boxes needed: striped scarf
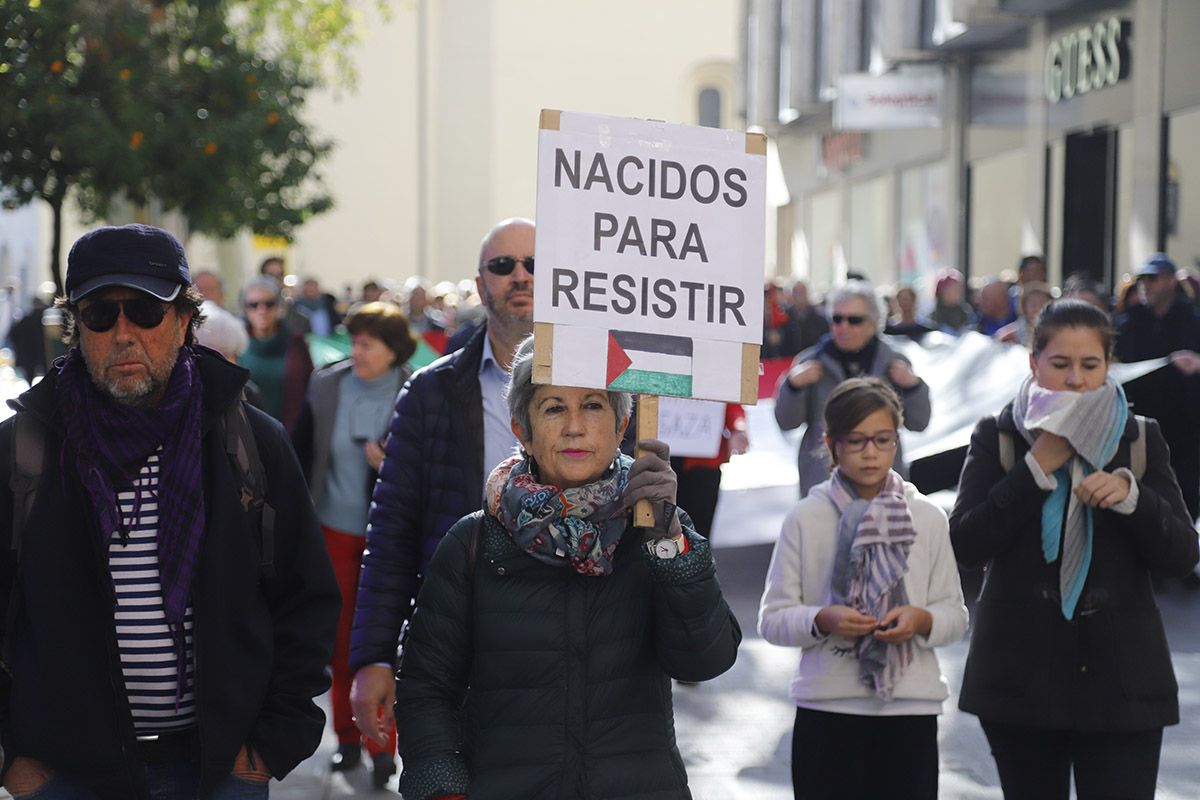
[1012,375,1128,619]
[827,469,916,702]
[56,347,206,669]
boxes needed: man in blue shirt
[347,218,536,746]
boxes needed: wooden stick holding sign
[634,394,659,528]
[533,110,766,530]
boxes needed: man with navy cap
[0,224,339,798]
[1117,253,1200,526]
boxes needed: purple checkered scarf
[56,347,205,672]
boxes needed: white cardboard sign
[534,110,766,403]
[658,397,726,458]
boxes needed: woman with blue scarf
[392,334,741,800]
[950,299,1199,800]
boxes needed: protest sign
[658,397,726,458]
[532,109,766,405]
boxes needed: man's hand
[786,360,823,390]
[1170,350,1200,376]
[887,360,921,390]
[351,664,396,746]
[872,605,933,644]
[728,430,750,456]
[232,745,272,784]
[3,756,53,796]
[814,605,877,638]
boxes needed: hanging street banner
[834,70,944,130]
[532,109,766,404]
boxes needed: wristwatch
[646,536,685,560]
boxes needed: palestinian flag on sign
[606,330,693,396]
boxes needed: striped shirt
[111,451,197,734]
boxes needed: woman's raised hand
[1029,430,1075,475]
[623,438,682,538]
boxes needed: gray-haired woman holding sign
[393,334,741,800]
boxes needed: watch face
[654,539,677,559]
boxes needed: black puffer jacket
[396,512,742,800]
[949,405,1198,731]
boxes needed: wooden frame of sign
[534,110,768,527]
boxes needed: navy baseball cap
[1137,252,1177,278]
[66,224,191,302]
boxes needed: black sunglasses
[245,299,279,311]
[831,314,867,326]
[78,297,170,333]
[483,256,534,276]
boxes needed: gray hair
[195,300,250,359]
[506,334,633,441]
[825,280,886,330]
[241,275,282,304]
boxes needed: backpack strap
[4,412,47,671]
[996,422,1015,473]
[1131,416,1147,481]
[223,401,276,581]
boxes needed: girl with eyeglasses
[759,377,968,800]
[774,280,931,497]
[949,300,1198,800]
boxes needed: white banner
[834,72,944,130]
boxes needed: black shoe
[330,744,361,772]
[371,752,397,790]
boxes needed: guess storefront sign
[1044,17,1131,104]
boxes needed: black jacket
[948,405,1198,731]
[0,349,341,799]
[350,325,486,671]
[395,512,741,800]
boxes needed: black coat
[0,349,341,799]
[349,325,486,672]
[948,405,1198,731]
[395,512,741,800]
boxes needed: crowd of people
[0,221,1196,800]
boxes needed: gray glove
[623,438,683,538]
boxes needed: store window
[810,189,843,290]
[969,149,1028,280]
[1167,107,1200,272]
[698,87,722,129]
[849,174,895,286]
[898,163,949,289]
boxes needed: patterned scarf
[1012,375,1128,619]
[485,453,631,577]
[827,468,916,702]
[56,347,206,678]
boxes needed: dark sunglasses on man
[831,314,867,326]
[483,255,535,276]
[78,297,171,333]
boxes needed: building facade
[742,0,1200,296]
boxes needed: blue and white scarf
[1012,375,1128,619]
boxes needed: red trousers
[323,526,397,757]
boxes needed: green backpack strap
[223,400,276,581]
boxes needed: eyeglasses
[836,432,900,452]
[483,256,535,276]
[78,297,170,333]
[244,299,279,311]
[831,314,867,326]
